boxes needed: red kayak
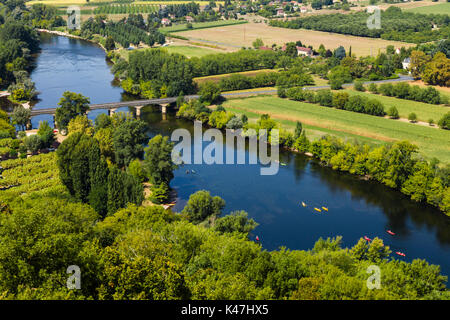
[364,236,372,242]
[387,230,395,236]
[395,252,406,257]
[256,236,260,241]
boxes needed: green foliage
[199,81,221,104]
[438,112,450,129]
[128,158,146,183]
[112,118,147,168]
[182,190,226,224]
[24,134,41,153]
[150,182,170,204]
[11,105,30,131]
[37,120,55,148]
[408,112,417,123]
[213,211,258,236]
[387,106,399,119]
[143,135,177,186]
[55,91,90,131]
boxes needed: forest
[269,7,450,43]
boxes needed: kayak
[301,202,307,207]
[364,236,372,242]
[322,207,328,211]
[314,208,322,212]
[395,252,406,257]
[387,230,395,236]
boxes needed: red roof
[259,46,272,51]
[296,46,313,54]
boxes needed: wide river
[29,34,450,277]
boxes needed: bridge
[27,94,200,117]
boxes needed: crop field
[403,1,450,15]
[222,96,450,163]
[163,45,219,57]
[345,88,450,123]
[161,20,248,34]
[177,22,415,57]
[93,4,158,14]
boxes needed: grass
[222,96,450,163]
[176,22,415,57]
[162,45,218,58]
[345,88,450,123]
[160,19,248,34]
[404,2,450,15]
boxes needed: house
[300,6,307,13]
[395,48,401,55]
[161,18,171,26]
[168,14,175,19]
[185,16,194,23]
[297,46,313,57]
[402,57,411,70]
[276,9,285,16]
[259,46,273,51]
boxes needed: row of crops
[93,4,159,14]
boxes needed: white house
[402,57,411,70]
[297,46,313,57]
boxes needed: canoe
[322,207,328,211]
[314,208,322,212]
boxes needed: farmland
[222,96,450,163]
[177,22,415,56]
[345,88,450,123]
[160,19,248,33]
[404,1,450,15]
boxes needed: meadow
[345,88,450,123]
[223,96,450,163]
[403,1,450,15]
[177,22,415,57]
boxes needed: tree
[11,105,30,131]
[284,42,298,58]
[252,38,264,49]
[94,113,112,130]
[438,112,450,130]
[199,81,221,104]
[387,106,399,119]
[24,134,41,153]
[55,91,90,131]
[226,116,243,130]
[37,120,55,148]
[181,190,226,223]
[67,115,94,136]
[104,36,115,51]
[333,46,346,60]
[409,50,431,79]
[112,119,147,168]
[143,135,177,186]
[422,52,450,87]
[107,166,144,215]
[353,80,365,92]
[213,211,258,236]
[408,112,417,123]
[294,121,303,140]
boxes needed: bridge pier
[26,119,32,131]
[108,108,118,116]
[135,106,143,118]
[161,103,168,114]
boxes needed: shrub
[438,112,450,129]
[368,83,378,93]
[408,112,417,123]
[387,106,399,119]
[364,99,385,116]
[345,95,367,113]
[315,89,333,107]
[353,80,365,92]
[332,91,349,109]
[330,78,343,90]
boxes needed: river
[28,33,450,277]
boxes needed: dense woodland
[270,7,450,43]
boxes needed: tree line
[269,7,450,43]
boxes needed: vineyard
[93,4,158,14]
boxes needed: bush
[368,83,378,93]
[151,182,170,204]
[353,80,365,92]
[332,91,349,109]
[315,89,333,107]
[438,112,450,129]
[330,78,343,90]
[387,106,399,119]
[364,99,385,116]
[408,112,417,123]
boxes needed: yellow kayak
[301,202,307,207]
[314,208,322,212]
[322,207,328,211]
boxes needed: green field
[404,2,450,14]
[223,96,450,163]
[163,45,218,57]
[160,19,247,33]
[345,88,450,123]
